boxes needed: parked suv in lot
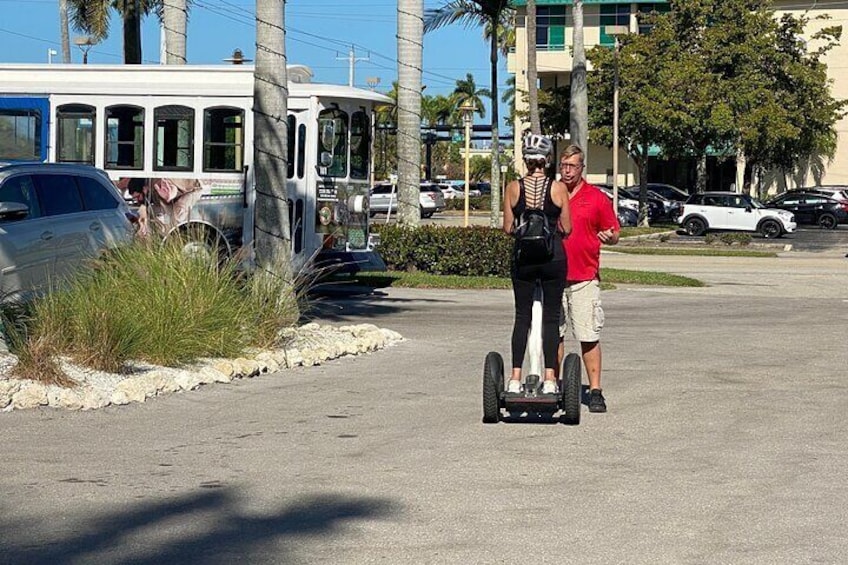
[678,191,796,238]
[0,163,135,301]
[369,182,446,218]
[766,191,848,229]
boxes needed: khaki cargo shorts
[560,279,604,342]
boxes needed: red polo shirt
[563,181,620,282]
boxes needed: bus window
[317,108,348,177]
[56,104,95,165]
[287,115,295,179]
[105,105,144,169]
[297,123,306,179]
[203,107,244,172]
[0,108,41,161]
[154,105,194,171]
[350,110,370,179]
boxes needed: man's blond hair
[559,145,585,164]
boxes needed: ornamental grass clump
[21,238,300,373]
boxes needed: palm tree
[422,94,454,127]
[68,0,156,64]
[397,0,424,226]
[59,0,71,63]
[253,0,290,275]
[527,0,540,136]
[425,0,514,228]
[570,1,588,156]
[158,0,188,63]
[451,73,489,121]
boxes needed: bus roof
[0,63,393,104]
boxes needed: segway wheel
[482,351,504,423]
[560,353,582,425]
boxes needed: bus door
[287,111,308,261]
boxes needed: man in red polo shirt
[558,145,620,412]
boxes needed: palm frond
[68,0,111,40]
[424,1,487,33]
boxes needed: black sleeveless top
[512,175,565,261]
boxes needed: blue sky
[0,0,509,125]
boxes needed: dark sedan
[766,191,848,229]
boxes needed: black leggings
[511,258,566,370]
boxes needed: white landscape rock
[0,323,403,412]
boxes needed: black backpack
[514,178,555,265]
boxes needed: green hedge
[372,224,513,277]
[444,196,492,211]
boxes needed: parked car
[0,162,135,301]
[592,183,638,226]
[440,183,481,200]
[783,186,848,203]
[678,191,795,238]
[621,187,665,222]
[644,182,690,202]
[369,182,446,218]
[595,183,640,214]
[765,191,848,229]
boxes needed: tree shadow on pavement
[0,489,398,564]
[303,284,454,324]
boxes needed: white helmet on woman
[523,133,553,165]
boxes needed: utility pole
[337,45,369,87]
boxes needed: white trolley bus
[0,63,390,272]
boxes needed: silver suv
[679,191,795,238]
[0,163,135,301]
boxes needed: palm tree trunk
[527,0,540,136]
[696,153,707,193]
[253,0,291,275]
[122,0,142,64]
[569,0,588,158]
[163,0,187,64]
[489,24,501,228]
[396,0,423,227]
[59,0,71,63]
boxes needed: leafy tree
[587,0,844,208]
[425,0,515,227]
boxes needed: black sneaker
[588,389,607,413]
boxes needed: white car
[440,183,481,200]
[678,191,795,238]
[369,183,446,218]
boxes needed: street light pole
[612,36,620,215]
[460,99,476,228]
[74,36,95,64]
[605,25,628,217]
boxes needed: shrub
[719,232,752,246]
[444,196,491,211]
[13,238,300,374]
[373,224,513,277]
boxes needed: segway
[483,294,582,425]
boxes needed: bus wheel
[171,226,229,265]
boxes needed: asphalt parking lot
[1,249,846,564]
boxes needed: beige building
[507,0,848,192]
